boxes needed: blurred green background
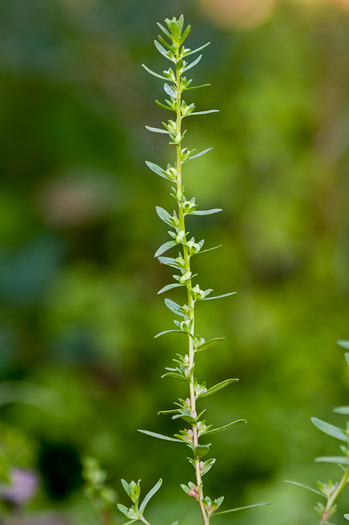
[0,0,349,523]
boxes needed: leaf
[155,100,175,112]
[142,64,168,80]
[187,148,213,161]
[196,245,222,255]
[145,126,169,134]
[158,256,181,269]
[187,83,211,90]
[191,209,222,216]
[193,444,211,459]
[311,417,349,442]
[212,502,272,517]
[183,54,202,72]
[156,22,172,39]
[315,456,349,465]
[154,329,187,339]
[346,353,349,367]
[205,419,247,435]
[145,161,168,180]
[195,337,225,352]
[156,206,173,225]
[154,241,177,258]
[179,24,191,45]
[333,406,349,415]
[164,83,176,98]
[139,479,162,514]
[184,42,210,57]
[284,480,324,497]
[158,283,185,294]
[187,110,219,116]
[154,40,172,60]
[117,504,130,516]
[121,480,132,499]
[164,298,185,317]
[198,378,239,398]
[344,515,349,520]
[337,340,349,349]
[138,430,182,442]
[201,292,236,301]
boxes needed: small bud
[180,319,191,332]
[186,240,201,255]
[180,271,192,283]
[183,200,197,214]
[176,230,185,243]
[191,285,205,300]
[188,486,199,499]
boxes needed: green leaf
[154,329,187,339]
[184,42,210,57]
[187,148,213,161]
[164,298,185,317]
[164,83,176,98]
[138,430,182,442]
[333,406,349,415]
[193,444,211,459]
[154,241,177,257]
[145,161,168,180]
[158,283,185,294]
[284,480,324,497]
[179,24,191,45]
[156,206,173,225]
[154,40,172,60]
[155,99,175,112]
[212,502,272,517]
[157,256,181,269]
[315,456,349,465]
[117,504,130,516]
[187,83,211,90]
[205,419,247,435]
[195,337,225,352]
[121,480,132,499]
[139,479,162,514]
[142,64,168,80]
[145,126,169,134]
[201,292,236,301]
[198,378,239,398]
[311,417,348,442]
[337,340,349,349]
[183,54,202,72]
[187,110,219,116]
[344,514,349,520]
[346,353,349,366]
[191,209,222,216]
[157,22,172,40]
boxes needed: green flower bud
[191,285,205,300]
[180,271,192,283]
[186,240,201,255]
[176,230,185,243]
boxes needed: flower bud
[191,285,205,300]
[180,271,192,284]
[176,230,185,243]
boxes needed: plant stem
[175,52,209,525]
[319,465,349,524]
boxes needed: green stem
[319,465,349,525]
[175,53,209,525]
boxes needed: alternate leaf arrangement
[117,15,270,525]
[286,341,349,524]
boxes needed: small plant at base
[117,15,270,525]
[286,340,349,524]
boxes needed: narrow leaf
[344,514,349,520]
[158,283,185,294]
[187,83,211,90]
[154,40,172,60]
[201,292,236,301]
[142,64,167,80]
[284,480,324,497]
[154,241,177,258]
[155,100,175,112]
[192,209,222,216]
[145,126,169,134]
[164,298,185,317]
[138,430,182,443]
[197,245,222,255]
[145,161,168,180]
[158,256,181,269]
[156,206,173,225]
[184,42,210,57]
[121,480,132,499]
[196,337,225,352]
[311,417,348,442]
[315,456,349,465]
[188,110,219,116]
[187,148,213,161]
[156,22,171,39]
[183,54,202,72]
[212,502,272,517]
[337,340,349,349]
[154,329,186,339]
[164,83,176,98]
[198,379,239,398]
[139,479,162,514]
[179,24,191,45]
[205,419,247,435]
[333,406,349,415]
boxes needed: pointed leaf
[164,83,176,98]
[184,42,210,57]
[145,126,170,134]
[311,417,348,442]
[201,292,236,301]
[193,444,211,459]
[154,40,172,60]
[196,245,222,255]
[156,22,172,39]
[192,209,222,216]
[337,340,349,349]
[187,83,211,90]
[164,298,185,317]
[158,256,181,269]
[315,456,349,465]
[344,515,349,520]
[154,329,187,339]
[284,480,324,497]
[156,206,173,225]
[205,419,247,435]
[142,64,168,80]
[145,161,168,180]
[155,100,175,112]
[158,283,185,294]
[138,430,182,442]
[187,110,219,116]
[139,479,162,514]
[154,241,177,257]
[187,148,213,161]
[121,480,132,499]
[117,504,130,516]
[195,337,225,352]
[333,406,349,415]
[212,502,272,517]
[183,54,202,72]
[198,379,239,398]
[179,24,191,45]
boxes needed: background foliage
[0,0,349,524]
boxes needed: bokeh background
[1,0,349,523]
